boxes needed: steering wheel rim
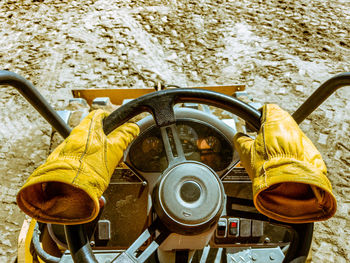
[65,88,313,263]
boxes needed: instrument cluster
[128,120,234,173]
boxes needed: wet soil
[0,0,349,262]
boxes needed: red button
[230,222,237,228]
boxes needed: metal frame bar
[0,70,71,137]
[292,72,350,124]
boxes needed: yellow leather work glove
[233,104,337,223]
[17,110,139,225]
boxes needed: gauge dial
[204,136,221,152]
[197,136,221,153]
[141,136,163,155]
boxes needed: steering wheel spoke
[160,124,186,166]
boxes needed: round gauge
[141,136,163,155]
[205,136,221,152]
[176,124,198,156]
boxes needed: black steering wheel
[64,89,313,263]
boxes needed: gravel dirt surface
[0,0,349,262]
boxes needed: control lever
[113,219,169,263]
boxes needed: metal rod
[0,70,71,138]
[292,72,350,124]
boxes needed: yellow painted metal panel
[17,219,37,263]
[72,85,245,106]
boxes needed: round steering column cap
[180,181,201,203]
[153,161,225,235]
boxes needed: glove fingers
[88,110,139,174]
[262,104,292,124]
[233,132,254,158]
[233,132,254,177]
[90,109,109,136]
[60,110,107,155]
[89,109,139,147]
[105,123,139,170]
[107,123,139,148]
[90,110,139,154]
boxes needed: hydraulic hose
[32,223,60,263]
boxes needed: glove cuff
[253,157,337,223]
[17,159,102,225]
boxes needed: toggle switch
[228,218,239,237]
[216,218,227,238]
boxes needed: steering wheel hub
[153,161,225,235]
[180,181,202,203]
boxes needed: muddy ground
[0,0,349,262]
